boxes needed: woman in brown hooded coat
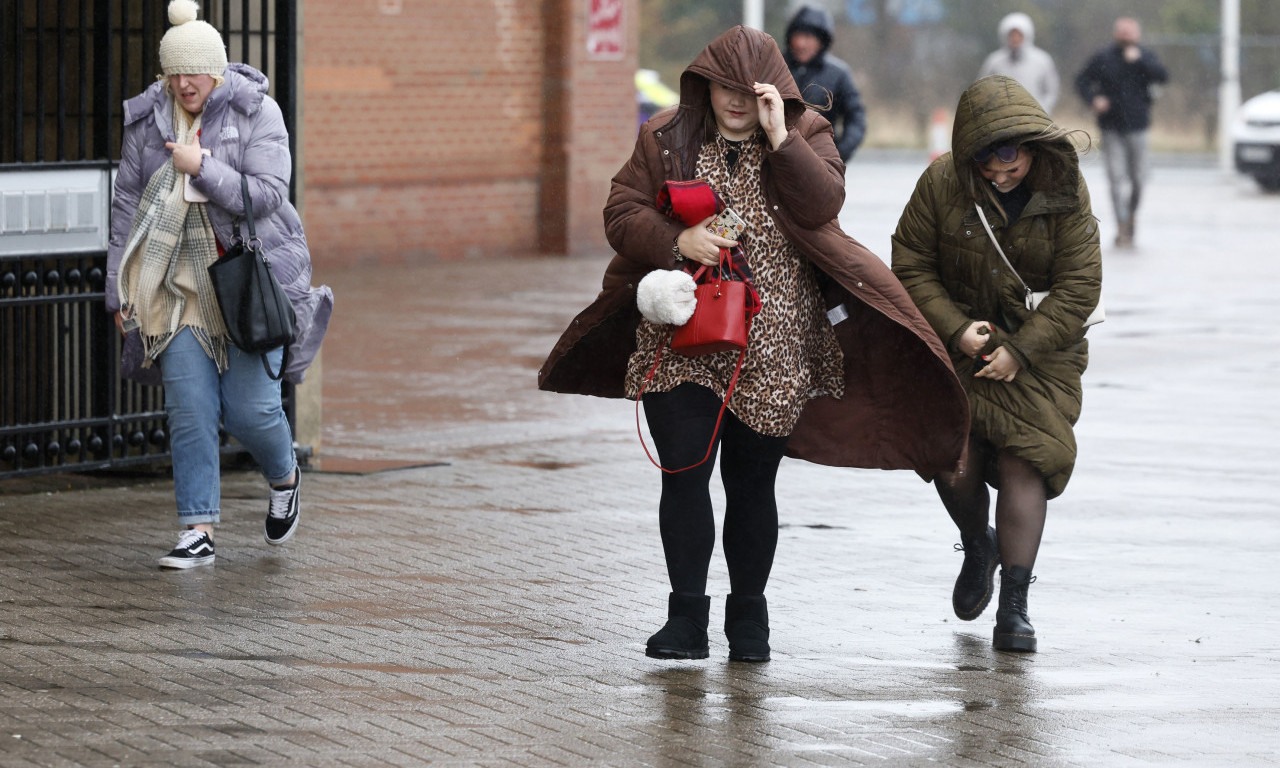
[892,76,1103,652]
[539,27,968,662]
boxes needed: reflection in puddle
[768,696,964,717]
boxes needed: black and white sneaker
[158,529,216,569]
[264,473,301,545]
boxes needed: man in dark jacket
[783,6,866,164]
[1074,17,1168,247]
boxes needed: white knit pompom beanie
[158,0,227,76]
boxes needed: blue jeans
[160,328,296,526]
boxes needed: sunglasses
[973,144,1020,163]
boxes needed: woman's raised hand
[753,82,787,149]
[165,133,204,176]
[676,215,739,266]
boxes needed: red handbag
[671,250,759,355]
[635,248,762,474]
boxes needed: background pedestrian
[106,0,332,569]
[892,75,1102,653]
[1074,16,1169,248]
[782,6,867,164]
[977,12,1060,114]
[540,26,967,664]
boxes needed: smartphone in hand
[706,207,746,241]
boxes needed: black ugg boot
[724,593,770,663]
[645,592,710,659]
[993,566,1037,653]
[953,526,1000,621]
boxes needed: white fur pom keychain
[636,269,697,326]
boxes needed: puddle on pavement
[310,457,449,475]
[498,460,583,470]
[171,650,295,664]
[488,506,568,515]
[768,696,963,717]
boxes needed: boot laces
[1005,575,1035,615]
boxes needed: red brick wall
[301,0,637,266]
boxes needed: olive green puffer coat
[891,75,1102,498]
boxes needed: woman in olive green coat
[892,76,1102,652]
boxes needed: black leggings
[642,383,790,596]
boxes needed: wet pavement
[2,153,1278,766]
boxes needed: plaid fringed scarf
[117,106,228,373]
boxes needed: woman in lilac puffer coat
[107,0,331,570]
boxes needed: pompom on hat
[158,0,227,76]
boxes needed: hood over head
[951,75,1081,203]
[998,12,1035,47]
[952,75,1056,167]
[680,25,806,128]
[785,6,834,51]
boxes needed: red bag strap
[634,334,752,474]
[633,246,762,473]
[685,249,760,311]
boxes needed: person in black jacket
[1074,17,1168,247]
[782,6,866,164]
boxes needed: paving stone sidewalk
[1,161,1278,767]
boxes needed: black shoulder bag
[207,176,298,379]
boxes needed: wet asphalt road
[1,152,1277,766]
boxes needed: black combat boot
[645,592,710,659]
[952,526,1000,620]
[724,593,770,663]
[993,565,1037,653]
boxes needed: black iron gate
[1,0,298,479]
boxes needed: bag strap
[634,250,757,474]
[974,203,1033,306]
[240,175,257,241]
[229,175,258,248]
[684,249,761,316]
[261,345,289,381]
[634,329,752,475]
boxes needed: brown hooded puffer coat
[538,26,968,475]
[891,75,1103,497]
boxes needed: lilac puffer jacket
[106,63,333,383]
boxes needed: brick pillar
[539,0,638,256]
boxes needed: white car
[1233,89,1280,191]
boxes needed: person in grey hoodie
[978,12,1060,114]
[106,0,332,569]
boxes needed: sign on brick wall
[586,0,624,60]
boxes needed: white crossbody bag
[974,203,1105,328]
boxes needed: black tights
[934,435,1047,570]
[642,383,790,596]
